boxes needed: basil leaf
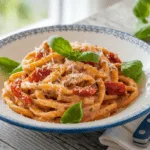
[121,60,143,82]
[133,0,150,20]
[0,57,22,79]
[48,35,72,57]
[133,0,150,40]
[11,64,23,75]
[0,57,20,75]
[135,19,148,30]
[78,51,100,63]
[134,23,150,40]
[134,71,143,83]
[60,101,83,124]
[68,50,81,61]
[47,35,100,63]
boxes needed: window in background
[0,0,121,36]
[48,0,121,24]
[0,0,48,35]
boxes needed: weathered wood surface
[0,121,107,150]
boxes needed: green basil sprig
[0,57,22,78]
[133,0,150,40]
[48,35,100,63]
[60,101,83,124]
[121,60,143,82]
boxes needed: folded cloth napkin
[99,114,150,150]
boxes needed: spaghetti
[2,40,139,123]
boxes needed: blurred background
[0,0,121,36]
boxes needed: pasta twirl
[2,40,139,123]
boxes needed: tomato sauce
[73,86,97,96]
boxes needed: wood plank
[0,121,106,150]
[0,139,18,150]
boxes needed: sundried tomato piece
[35,52,43,60]
[11,79,32,105]
[83,61,95,66]
[105,81,126,96]
[28,66,51,82]
[11,79,22,98]
[108,52,121,63]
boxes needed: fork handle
[133,114,150,147]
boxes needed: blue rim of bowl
[0,24,150,133]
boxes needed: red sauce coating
[73,86,97,96]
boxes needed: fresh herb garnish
[0,57,22,78]
[60,101,83,124]
[134,21,150,40]
[11,64,22,74]
[77,51,100,63]
[48,35,100,63]
[133,0,150,40]
[121,60,143,82]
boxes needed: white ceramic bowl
[0,25,150,133]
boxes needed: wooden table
[0,1,135,150]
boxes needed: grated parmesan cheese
[96,51,103,57]
[47,63,51,69]
[35,67,39,72]
[34,47,41,54]
[108,62,117,71]
[39,72,42,76]
[23,59,32,63]
[101,60,108,66]
[51,57,55,64]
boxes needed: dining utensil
[133,114,150,148]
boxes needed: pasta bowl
[0,25,150,133]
